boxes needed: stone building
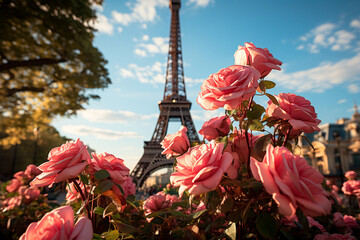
[296,105,360,177]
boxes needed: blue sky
[53,0,360,171]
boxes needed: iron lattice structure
[130,0,199,188]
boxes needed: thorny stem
[282,126,292,147]
[244,96,254,178]
[72,179,91,219]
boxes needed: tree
[0,0,110,147]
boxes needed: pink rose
[121,177,136,198]
[170,140,233,196]
[234,42,282,78]
[6,178,22,193]
[20,206,93,240]
[31,139,90,187]
[345,171,357,180]
[250,144,331,218]
[199,115,231,141]
[143,192,171,215]
[197,65,260,111]
[3,196,21,210]
[23,186,40,202]
[225,128,261,179]
[333,212,346,228]
[342,180,360,196]
[89,152,130,185]
[25,164,41,180]
[344,215,360,229]
[314,233,357,240]
[266,93,321,134]
[14,171,27,180]
[161,126,190,159]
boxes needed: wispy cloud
[297,21,358,53]
[268,53,360,93]
[112,0,168,26]
[187,0,214,8]
[338,99,347,104]
[79,109,157,124]
[191,109,224,122]
[134,36,169,57]
[348,83,360,93]
[351,17,360,29]
[61,125,143,140]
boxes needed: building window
[352,153,360,170]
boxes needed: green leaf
[93,206,104,216]
[103,202,118,217]
[219,136,228,150]
[225,222,236,240]
[191,209,207,219]
[145,211,165,218]
[102,230,119,240]
[265,93,279,106]
[94,169,110,181]
[256,212,279,239]
[249,119,264,131]
[263,80,276,89]
[79,174,89,185]
[226,109,237,116]
[114,182,125,195]
[94,179,113,194]
[258,81,266,93]
[113,220,137,233]
[93,233,102,239]
[168,210,191,220]
[247,104,265,120]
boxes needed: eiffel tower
[130,0,199,188]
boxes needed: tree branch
[0,58,66,72]
[5,86,45,96]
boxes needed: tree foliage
[0,0,110,147]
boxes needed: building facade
[296,105,360,177]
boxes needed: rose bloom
[344,215,360,229]
[197,65,260,111]
[234,42,282,78]
[225,128,261,179]
[161,126,190,159]
[345,171,357,180]
[31,139,90,187]
[121,177,136,198]
[143,192,171,215]
[23,186,40,203]
[342,180,360,196]
[170,140,233,196]
[6,178,22,193]
[3,196,22,211]
[14,171,27,180]
[88,152,130,185]
[250,144,331,218]
[266,93,321,134]
[199,115,231,141]
[314,233,357,240]
[333,212,347,228]
[25,164,42,180]
[20,206,92,240]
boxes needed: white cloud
[187,0,213,7]
[61,125,143,140]
[268,53,360,93]
[351,17,360,28]
[119,61,166,85]
[112,0,168,26]
[298,22,357,53]
[117,27,123,33]
[338,99,347,104]
[191,109,224,122]
[79,109,157,124]
[348,83,360,93]
[93,14,114,35]
[135,36,169,57]
[185,77,205,87]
